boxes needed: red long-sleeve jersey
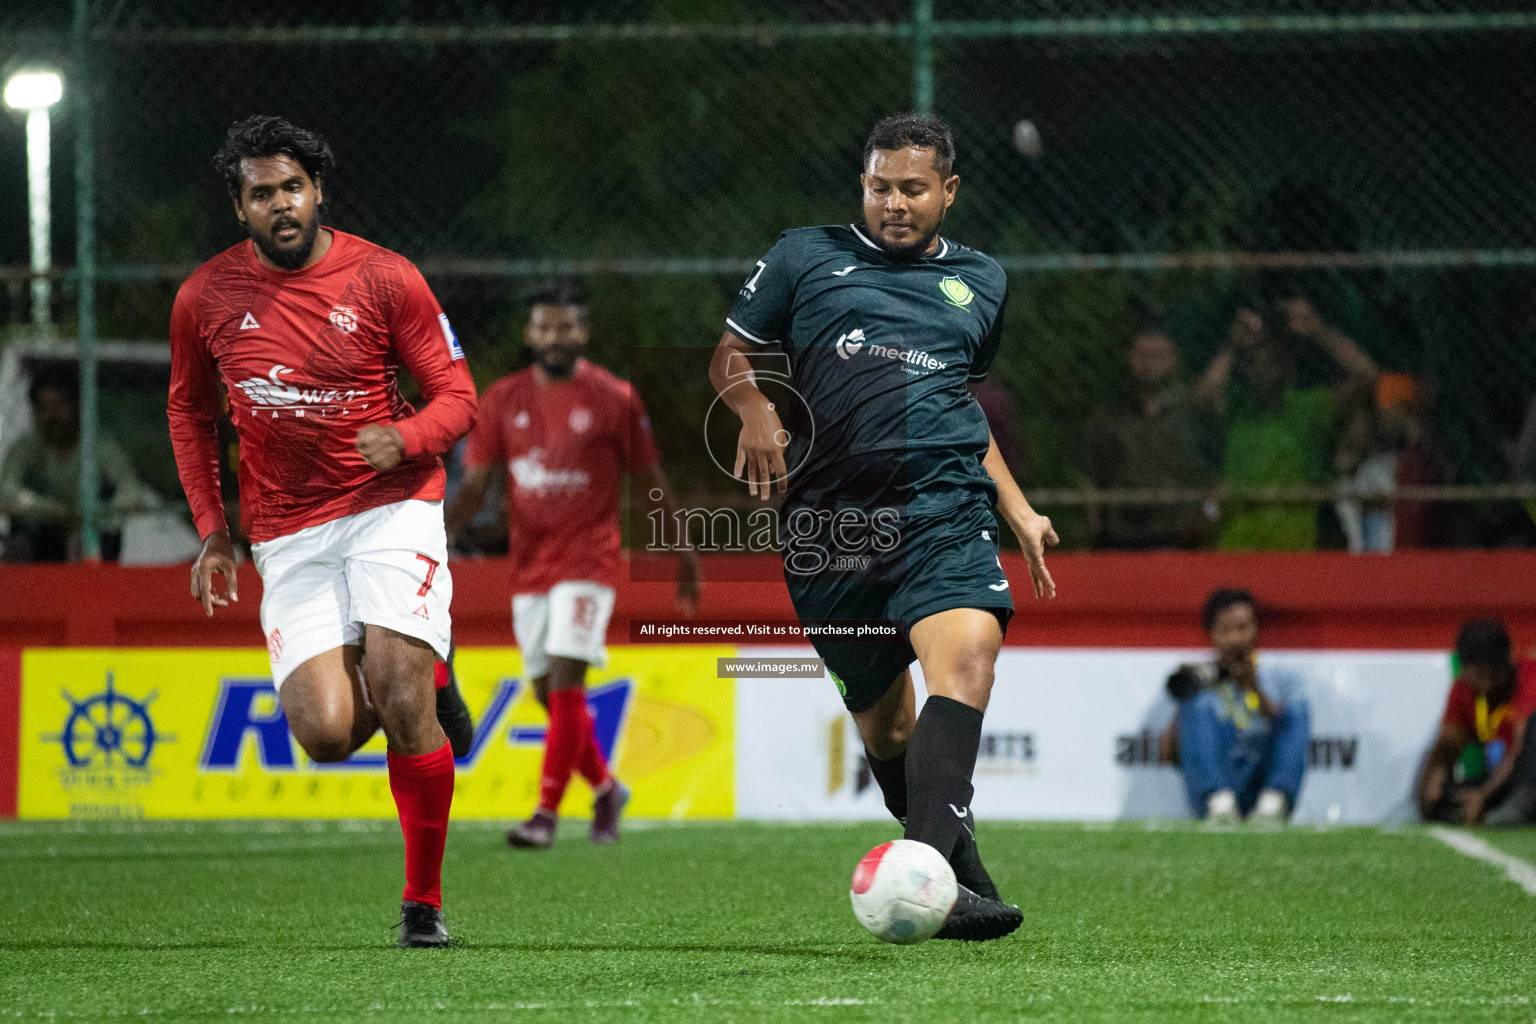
[168,230,477,543]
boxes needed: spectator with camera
[1163,588,1311,824]
[1417,618,1536,827]
[1196,297,1378,551]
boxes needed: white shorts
[512,581,616,679]
[251,499,453,689]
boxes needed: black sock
[948,808,999,900]
[865,749,908,825]
[870,744,996,898]
[903,695,984,866]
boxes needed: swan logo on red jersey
[235,365,366,416]
[328,305,359,333]
[509,448,591,494]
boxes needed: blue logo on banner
[199,675,635,770]
[44,673,170,769]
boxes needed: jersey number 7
[414,553,441,597]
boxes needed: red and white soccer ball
[849,839,958,944]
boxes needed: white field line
[1427,826,1536,896]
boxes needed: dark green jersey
[725,224,1008,516]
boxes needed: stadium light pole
[4,69,64,334]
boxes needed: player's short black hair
[28,364,78,406]
[863,113,956,178]
[1456,618,1512,668]
[213,115,335,202]
[528,278,587,313]
[1202,587,1258,632]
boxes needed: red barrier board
[0,647,19,818]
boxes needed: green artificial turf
[1485,826,1536,868]
[1,820,1534,1022]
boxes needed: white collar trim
[849,224,949,259]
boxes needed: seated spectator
[1084,327,1214,549]
[1417,618,1535,826]
[0,366,157,561]
[1196,298,1377,551]
[1160,588,1310,823]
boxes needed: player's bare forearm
[711,331,787,498]
[971,409,1059,599]
[982,431,1032,529]
[709,332,767,414]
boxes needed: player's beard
[871,207,946,261]
[252,214,321,271]
[534,344,581,379]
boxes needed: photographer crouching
[1163,588,1312,824]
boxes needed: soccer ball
[849,839,958,944]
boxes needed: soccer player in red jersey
[447,279,700,848]
[168,116,477,947]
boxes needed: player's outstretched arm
[168,276,237,615]
[708,331,787,499]
[968,383,1058,599]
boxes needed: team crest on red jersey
[328,305,359,333]
[569,408,593,433]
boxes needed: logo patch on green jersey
[940,275,975,309]
[829,670,847,698]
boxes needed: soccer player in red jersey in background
[168,116,477,947]
[447,279,700,848]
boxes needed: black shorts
[782,498,1015,713]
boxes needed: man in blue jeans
[1165,588,1311,824]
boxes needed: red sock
[433,661,449,690]
[387,740,455,909]
[539,689,591,813]
[575,713,612,790]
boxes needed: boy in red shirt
[1417,618,1536,826]
[447,280,699,847]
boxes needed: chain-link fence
[3,1,1535,553]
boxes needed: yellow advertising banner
[18,646,734,820]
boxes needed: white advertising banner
[734,646,1452,825]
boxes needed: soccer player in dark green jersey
[709,113,1059,940]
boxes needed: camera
[1165,661,1221,701]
